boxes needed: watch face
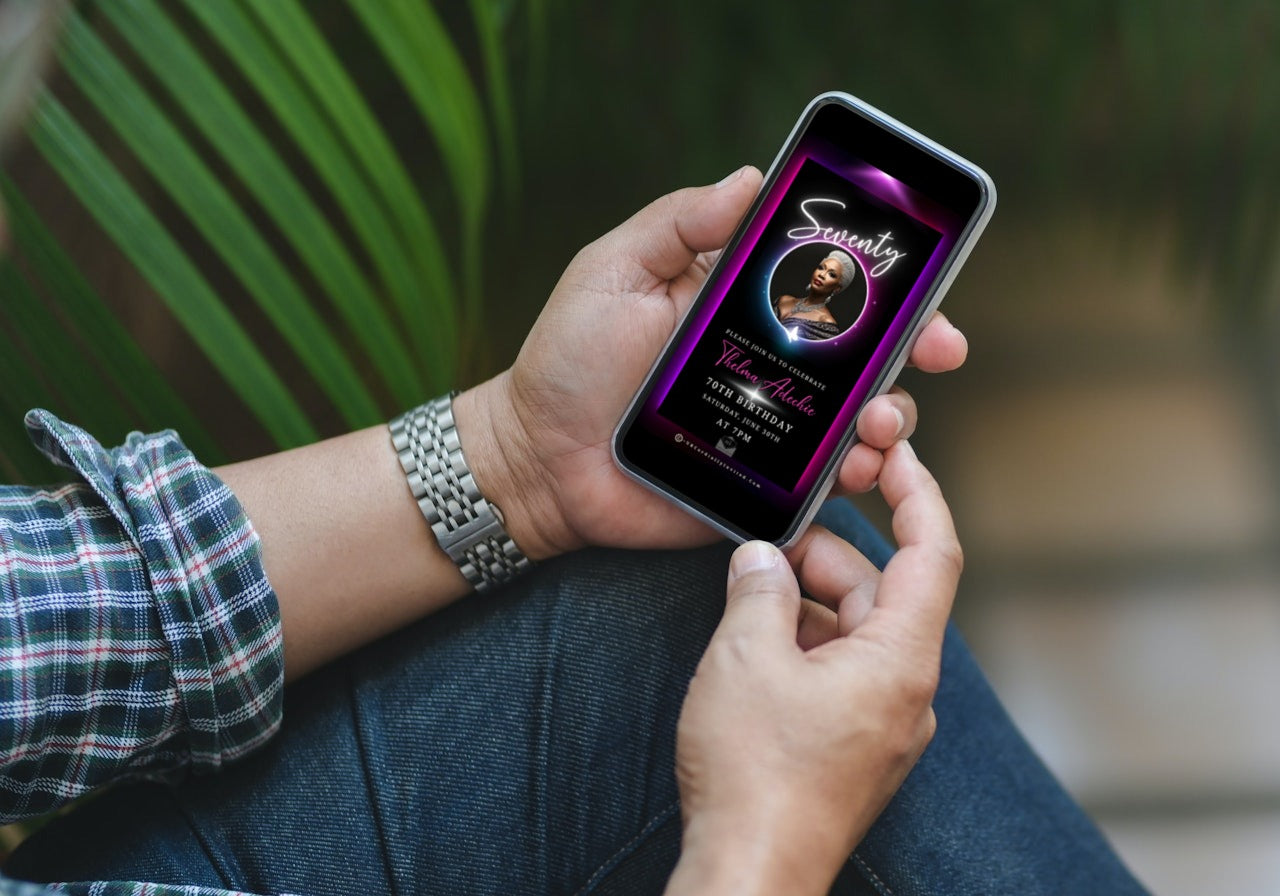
[616,96,992,543]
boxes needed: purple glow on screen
[645,138,966,499]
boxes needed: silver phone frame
[610,91,997,548]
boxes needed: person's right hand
[664,441,962,896]
[452,168,968,562]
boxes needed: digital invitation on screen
[635,132,968,508]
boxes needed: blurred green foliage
[1,0,1277,481]
[1,0,536,479]
[516,2,1278,305]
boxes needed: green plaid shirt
[1,411,285,896]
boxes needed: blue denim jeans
[8,500,1147,894]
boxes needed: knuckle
[885,701,938,764]
[920,709,939,745]
[701,626,756,677]
[732,570,794,604]
[659,188,695,224]
[882,716,925,764]
[897,662,941,710]
[937,535,965,578]
[713,630,754,668]
[567,242,595,272]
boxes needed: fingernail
[729,540,779,580]
[891,406,906,437]
[899,439,917,460]
[715,165,747,189]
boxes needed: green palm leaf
[350,0,493,330]
[9,0,537,465]
[28,95,317,447]
[100,0,423,408]
[200,0,458,384]
[0,177,223,462]
[0,262,126,441]
[0,282,63,483]
[58,12,379,430]
[469,0,521,199]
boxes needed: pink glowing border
[643,140,965,500]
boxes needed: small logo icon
[714,435,738,457]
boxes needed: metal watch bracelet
[389,392,531,592]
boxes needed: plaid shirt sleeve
[0,410,284,828]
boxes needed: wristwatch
[389,393,531,592]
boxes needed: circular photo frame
[768,243,868,343]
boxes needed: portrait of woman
[772,248,859,341]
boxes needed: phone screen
[615,97,991,543]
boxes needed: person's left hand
[455,166,968,559]
[665,441,961,895]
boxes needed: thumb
[715,540,801,649]
[606,165,763,282]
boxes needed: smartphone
[611,92,995,547]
